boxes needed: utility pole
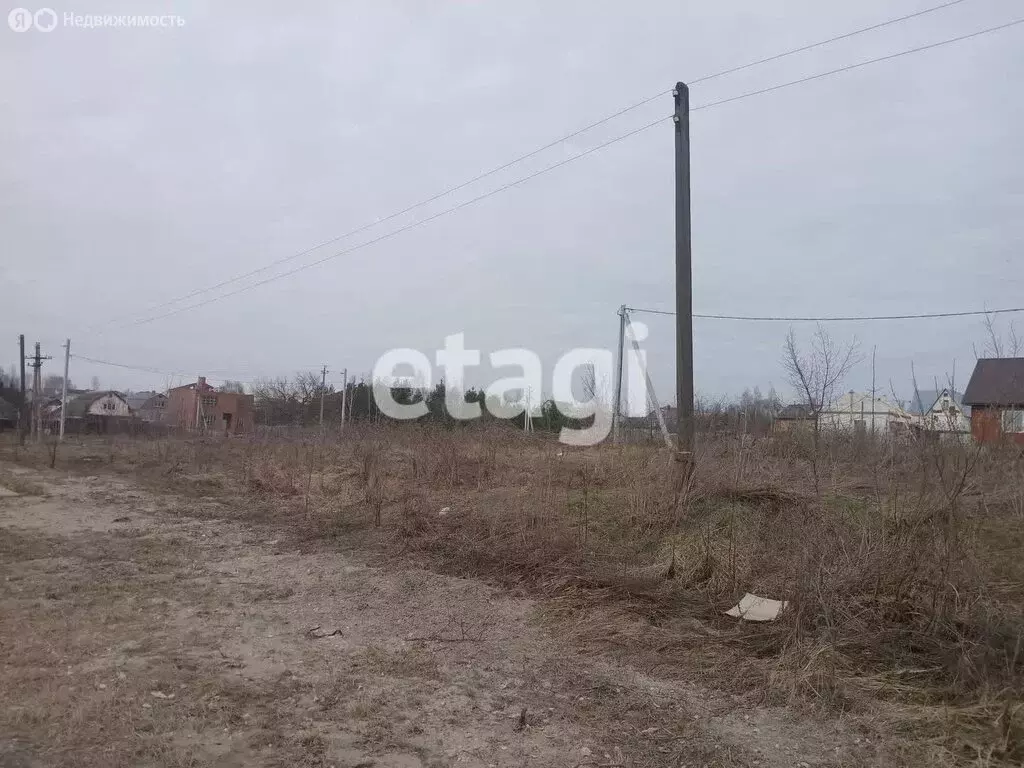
[18,335,26,446]
[674,81,695,468]
[870,345,877,437]
[194,376,202,431]
[612,305,627,443]
[319,365,328,428]
[60,339,70,441]
[29,342,52,442]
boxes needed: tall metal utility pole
[18,335,26,446]
[60,339,70,441]
[612,305,627,443]
[319,365,328,428]
[674,81,695,467]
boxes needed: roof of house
[65,391,128,418]
[778,404,814,419]
[907,388,970,416]
[962,358,1024,406]
[126,391,166,411]
[169,381,215,393]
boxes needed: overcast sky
[2,0,1022,408]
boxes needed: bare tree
[295,371,324,406]
[783,326,861,421]
[975,313,1021,358]
[220,379,246,394]
[782,325,861,492]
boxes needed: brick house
[962,358,1024,445]
[167,377,254,435]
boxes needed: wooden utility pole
[340,368,348,432]
[612,305,627,443]
[674,82,694,467]
[29,342,52,442]
[60,339,70,441]
[319,365,328,428]
[18,335,26,446]
[870,345,877,437]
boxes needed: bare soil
[0,461,884,768]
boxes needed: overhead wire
[96,0,982,327]
[108,16,1024,329]
[625,306,1024,322]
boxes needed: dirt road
[1,463,870,767]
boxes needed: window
[201,396,217,409]
[1001,409,1024,433]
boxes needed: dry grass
[3,423,1022,765]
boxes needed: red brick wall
[167,387,198,430]
[970,406,1024,445]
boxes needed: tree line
[250,374,591,434]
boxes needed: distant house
[907,388,970,436]
[962,358,1024,444]
[820,392,914,435]
[774,403,815,433]
[60,391,134,433]
[0,396,17,431]
[126,391,168,423]
[167,377,253,435]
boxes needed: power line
[99,0,977,326]
[692,17,1024,113]
[71,354,263,383]
[625,306,1024,322]
[686,0,974,87]
[110,15,1024,330]
[124,116,673,327]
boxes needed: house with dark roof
[773,403,815,433]
[962,358,1024,444]
[0,395,18,430]
[126,391,168,422]
[52,391,136,434]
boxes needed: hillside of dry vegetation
[3,425,1022,766]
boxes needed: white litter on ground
[725,592,788,622]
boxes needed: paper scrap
[725,592,788,622]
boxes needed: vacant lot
[1,426,1021,766]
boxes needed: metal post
[18,334,26,446]
[674,82,695,465]
[626,315,673,449]
[612,305,627,443]
[60,339,70,440]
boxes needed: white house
[908,388,970,435]
[820,392,915,435]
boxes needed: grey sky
[3,0,1022,408]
